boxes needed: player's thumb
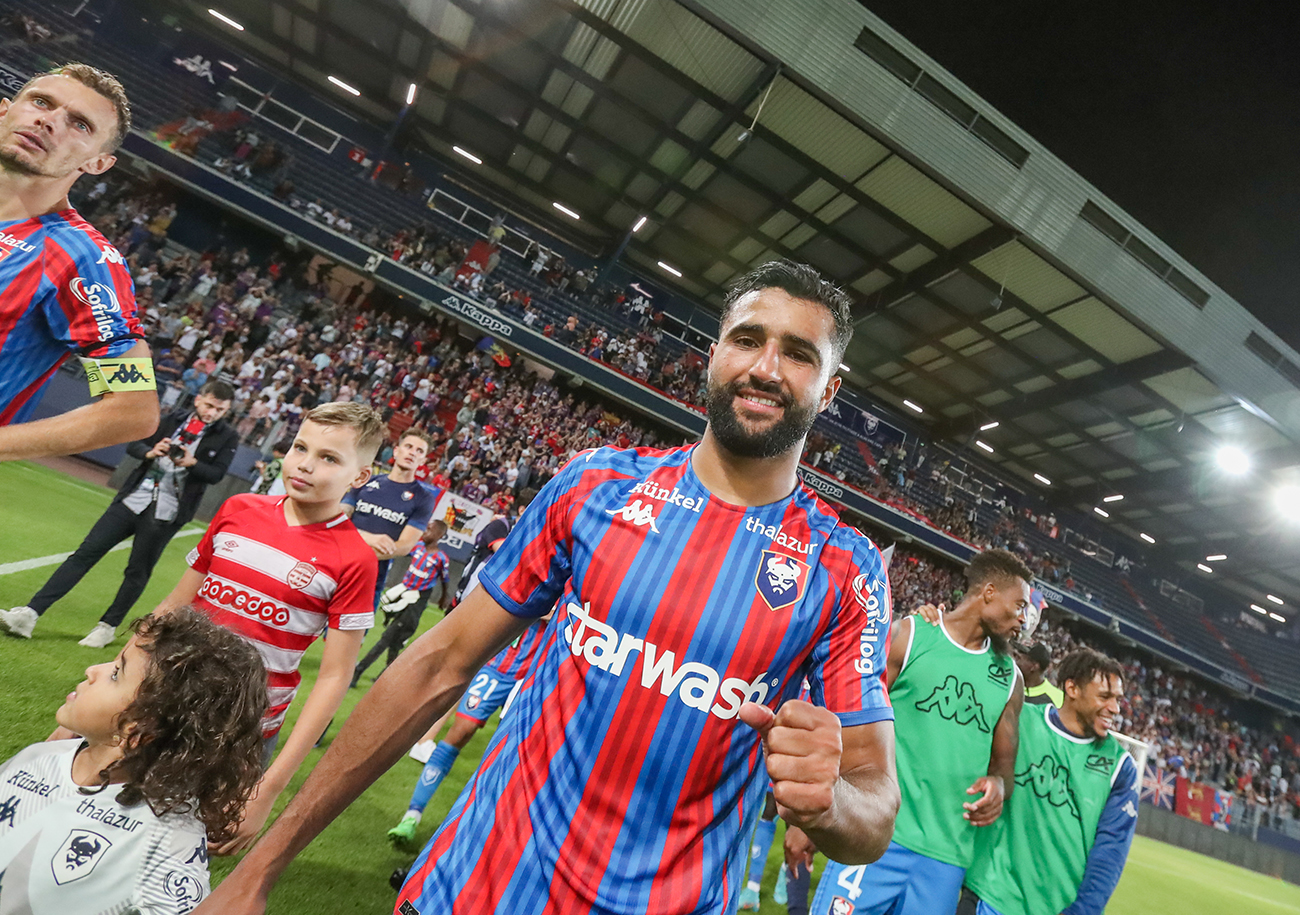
[738,701,775,737]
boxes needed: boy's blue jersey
[344,474,436,538]
[0,209,140,425]
[398,444,893,915]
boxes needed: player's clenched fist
[739,699,842,829]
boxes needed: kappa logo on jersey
[915,675,991,732]
[51,829,112,885]
[831,898,855,915]
[0,794,18,826]
[755,550,809,612]
[107,362,150,385]
[605,498,661,532]
[68,277,121,342]
[96,244,126,265]
[286,561,317,590]
[1017,755,1081,821]
[562,601,771,720]
[165,870,205,907]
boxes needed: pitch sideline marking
[1128,857,1300,911]
[0,528,205,577]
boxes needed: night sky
[861,1,1300,350]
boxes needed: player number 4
[837,863,867,901]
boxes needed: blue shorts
[810,842,965,915]
[455,663,515,723]
[975,902,1004,915]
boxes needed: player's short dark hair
[399,428,432,450]
[17,62,132,151]
[720,259,854,367]
[1057,648,1124,692]
[965,548,1033,593]
[200,379,235,402]
[103,609,266,844]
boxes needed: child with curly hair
[0,608,266,913]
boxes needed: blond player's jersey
[0,740,209,914]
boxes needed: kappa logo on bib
[755,550,809,612]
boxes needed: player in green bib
[964,648,1137,915]
[803,550,1030,915]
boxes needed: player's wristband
[81,357,156,395]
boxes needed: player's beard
[0,142,57,178]
[704,375,818,459]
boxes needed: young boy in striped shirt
[153,402,386,854]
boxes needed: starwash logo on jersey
[851,570,890,675]
[604,477,705,533]
[68,277,121,342]
[562,600,771,720]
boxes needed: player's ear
[351,464,372,490]
[80,152,116,176]
[816,373,841,413]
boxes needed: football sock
[408,741,461,814]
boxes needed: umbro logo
[605,499,660,532]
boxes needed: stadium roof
[167,0,1300,612]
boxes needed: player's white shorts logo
[52,829,112,884]
[605,499,660,532]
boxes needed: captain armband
[81,357,156,396]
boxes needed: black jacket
[113,410,239,526]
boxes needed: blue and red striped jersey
[0,208,141,425]
[488,617,550,681]
[400,542,450,592]
[398,444,893,915]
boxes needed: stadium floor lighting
[1216,445,1250,475]
[1094,507,1109,518]
[208,8,244,30]
[327,75,361,96]
[657,261,682,277]
[1033,473,1051,485]
[632,215,647,232]
[552,202,581,220]
[452,146,482,165]
[1103,494,1124,503]
[1270,612,1287,623]
[980,421,999,431]
[903,400,924,414]
[406,83,417,105]
[1268,594,1285,605]
[1205,554,1227,561]
[1250,604,1268,614]
[1197,563,1213,573]
[1140,533,1156,544]
[975,440,994,454]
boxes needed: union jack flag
[1141,764,1176,810]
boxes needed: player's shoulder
[218,492,280,519]
[563,443,689,479]
[43,209,123,264]
[1,738,79,774]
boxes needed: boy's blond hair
[303,403,386,465]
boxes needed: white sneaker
[408,740,435,764]
[78,622,116,648]
[0,606,38,638]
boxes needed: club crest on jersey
[286,561,317,590]
[756,550,809,612]
[52,829,112,885]
[401,490,414,501]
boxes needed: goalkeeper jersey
[0,740,209,914]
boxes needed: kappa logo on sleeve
[96,245,126,265]
[51,829,112,885]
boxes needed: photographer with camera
[1,381,237,646]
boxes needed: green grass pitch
[3,461,1300,913]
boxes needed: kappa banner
[432,491,497,563]
[1173,776,1232,826]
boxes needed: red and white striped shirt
[187,494,377,736]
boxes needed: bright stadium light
[1205,554,1227,562]
[208,8,245,30]
[657,261,682,277]
[1250,604,1267,614]
[552,202,581,220]
[1094,507,1109,518]
[1270,612,1287,623]
[633,215,648,232]
[1139,533,1156,544]
[1268,594,1285,605]
[903,400,924,414]
[406,83,418,105]
[1276,484,1300,515]
[839,363,850,373]
[1216,445,1250,475]
[1033,473,1052,485]
[1103,494,1124,503]
[976,440,994,454]
[1197,563,1213,573]
[452,146,482,165]
[980,421,1000,431]
[328,75,361,97]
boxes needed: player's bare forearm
[0,387,158,460]
[200,590,530,904]
[393,524,423,556]
[154,568,204,615]
[804,734,900,865]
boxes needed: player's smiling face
[56,637,151,744]
[704,288,841,459]
[1069,672,1124,739]
[283,419,372,506]
[0,75,117,180]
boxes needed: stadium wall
[1138,804,1300,886]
